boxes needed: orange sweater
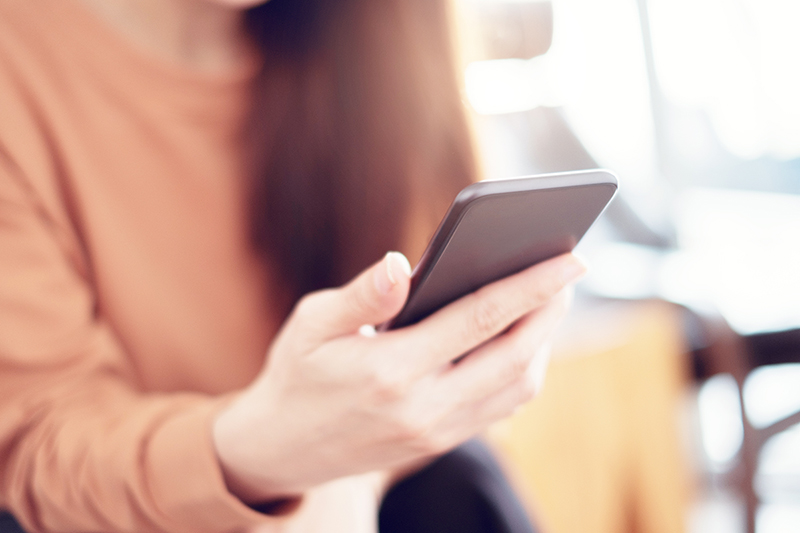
[0,1,288,531]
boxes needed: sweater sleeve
[0,150,278,533]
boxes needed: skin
[214,252,583,504]
[76,0,587,526]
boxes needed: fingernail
[374,252,410,295]
[391,251,412,278]
[560,256,587,285]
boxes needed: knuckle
[529,275,563,306]
[506,347,531,379]
[391,411,447,455]
[292,292,323,321]
[345,282,377,318]
[496,340,534,384]
[468,295,507,338]
[369,369,408,403]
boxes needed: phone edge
[380,169,618,330]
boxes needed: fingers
[418,293,570,448]
[287,252,412,344]
[401,339,552,456]
[466,339,554,428]
[378,289,571,456]
[401,253,584,373]
[438,288,571,409]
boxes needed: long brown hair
[245,0,477,311]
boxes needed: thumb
[295,252,412,343]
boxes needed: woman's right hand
[213,251,585,505]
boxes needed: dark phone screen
[388,179,616,329]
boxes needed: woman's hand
[247,472,385,533]
[213,251,584,504]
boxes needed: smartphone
[383,169,618,330]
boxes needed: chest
[56,85,282,394]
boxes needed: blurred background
[451,1,800,532]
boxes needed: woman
[0,0,584,531]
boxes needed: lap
[0,512,24,533]
[379,439,537,533]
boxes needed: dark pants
[380,439,537,533]
[0,514,23,533]
[1,440,536,533]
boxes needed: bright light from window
[649,0,800,160]
[757,504,800,533]
[465,57,560,115]
[698,373,743,468]
[744,365,800,430]
[756,423,800,501]
[461,0,657,186]
[666,188,800,335]
[547,0,657,186]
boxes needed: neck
[78,0,250,74]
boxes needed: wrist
[212,391,300,506]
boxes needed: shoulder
[0,1,67,191]
[0,1,96,276]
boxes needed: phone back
[388,170,617,329]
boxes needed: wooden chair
[689,311,800,533]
